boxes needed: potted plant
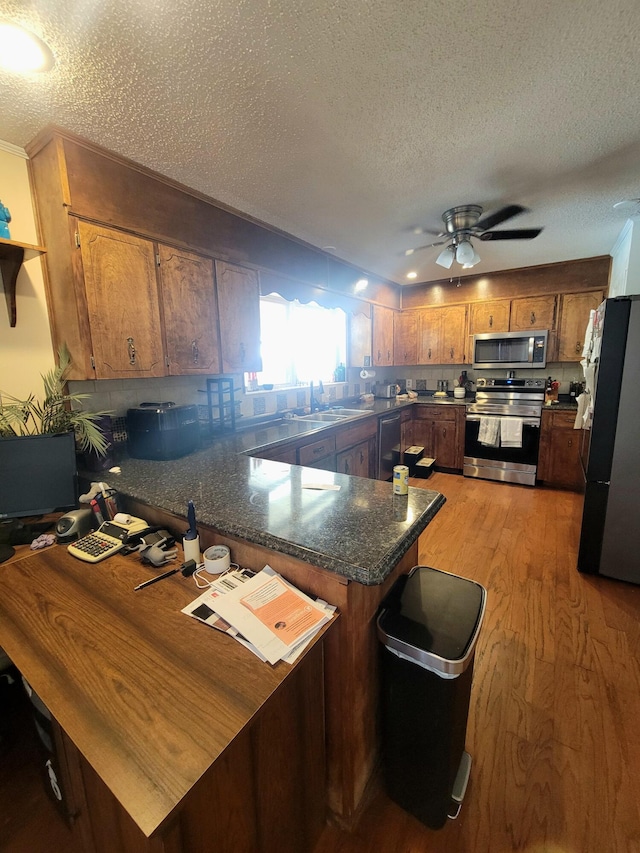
[0,345,109,455]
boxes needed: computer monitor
[0,432,77,519]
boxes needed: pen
[134,559,197,591]
[185,500,197,540]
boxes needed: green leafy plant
[0,345,109,455]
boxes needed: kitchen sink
[327,408,369,416]
[296,412,349,422]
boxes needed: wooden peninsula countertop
[0,543,331,848]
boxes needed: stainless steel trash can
[377,565,486,829]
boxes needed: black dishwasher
[378,413,401,480]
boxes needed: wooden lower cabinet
[337,439,370,477]
[54,642,326,853]
[412,404,464,470]
[538,409,584,491]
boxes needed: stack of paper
[182,565,336,664]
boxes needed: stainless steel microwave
[472,330,548,369]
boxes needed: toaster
[126,402,200,460]
[374,383,398,399]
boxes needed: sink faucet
[309,380,324,413]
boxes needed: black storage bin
[377,566,486,829]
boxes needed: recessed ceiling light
[0,22,55,72]
[406,271,417,279]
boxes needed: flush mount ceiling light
[0,22,55,72]
[355,278,368,292]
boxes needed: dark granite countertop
[108,398,445,586]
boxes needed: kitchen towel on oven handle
[478,417,500,447]
[500,418,523,448]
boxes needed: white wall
[0,141,54,402]
[610,217,640,297]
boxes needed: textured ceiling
[1,0,640,285]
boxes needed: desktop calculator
[67,521,130,563]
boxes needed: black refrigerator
[578,295,640,584]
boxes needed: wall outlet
[405,378,414,390]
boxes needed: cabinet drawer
[414,404,458,421]
[298,435,337,465]
[334,417,376,452]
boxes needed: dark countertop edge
[129,488,446,587]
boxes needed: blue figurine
[0,200,11,239]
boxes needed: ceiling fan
[405,204,543,269]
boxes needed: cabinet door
[215,261,262,373]
[372,306,394,366]
[430,410,461,469]
[439,304,468,364]
[337,440,370,478]
[557,291,604,362]
[393,311,418,365]
[78,221,165,378]
[469,300,511,334]
[348,312,372,368]
[510,295,556,331]
[158,246,220,375]
[539,411,583,490]
[417,307,442,364]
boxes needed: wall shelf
[0,237,46,327]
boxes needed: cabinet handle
[575,341,581,353]
[387,350,391,362]
[450,347,454,359]
[313,445,326,455]
[442,428,447,437]
[377,349,381,362]
[127,337,136,365]
[568,439,573,447]
[345,460,350,474]
[359,451,364,464]
[428,348,432,359]
[489,315,493,327]
[192,340,199,364]
[531,311,536,325]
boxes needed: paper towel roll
[360,369,376,379]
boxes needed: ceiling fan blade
[478,228,543,241]
[475,204,527,232]
[412,226,446,238]
[404,239,448,255]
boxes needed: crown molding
[0,139,28,159]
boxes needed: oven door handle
[465,414,540,428]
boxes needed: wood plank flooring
[314,472,640,853]
[2,474,639,851]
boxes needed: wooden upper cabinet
[215,260,262,373]
[417,304,467,364]
[469,300,511,335]
[157,246,220,375]
[439,304,468,364]
[372,305,394,366]
[417,307,441,364]
[77,221,165,379]
[510,295,557,331]
[557,291,604,362]
[348,312,372,368]
[394,310,418,365]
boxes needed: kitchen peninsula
[110,400,445,827]
[1,400,445,850]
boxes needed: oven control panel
[476,377,545,389]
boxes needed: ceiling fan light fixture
[455,239,475,266]
[436,246,454,269]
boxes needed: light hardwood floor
[314,472,640,853]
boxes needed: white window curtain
[254,294,346,386]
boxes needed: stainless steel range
[463,378,546,486]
